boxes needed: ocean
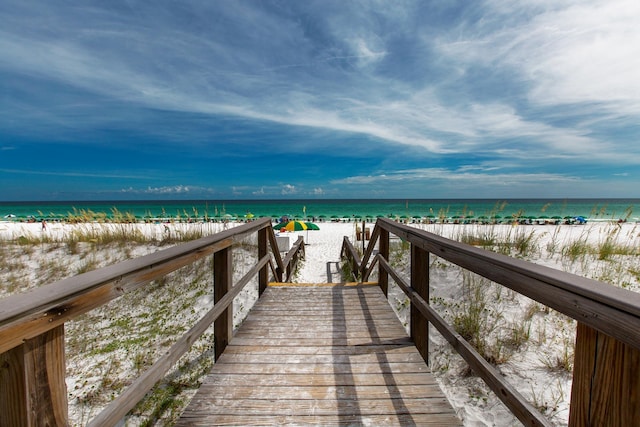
[0,199,638,222]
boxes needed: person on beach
[41,219,47,231]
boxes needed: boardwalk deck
[176,283,461,426]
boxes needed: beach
[1,219,639,426]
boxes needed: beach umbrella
[273,220,308,231]
[303,221,320,242]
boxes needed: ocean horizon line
[1,198,639,222]
[2,197,640,203]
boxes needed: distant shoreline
[1,198,639,223]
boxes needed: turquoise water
[0,199,638,222]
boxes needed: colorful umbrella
[273,220,308,231]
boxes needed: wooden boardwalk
[177,283,461,426]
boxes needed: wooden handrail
[342,218,640,426]
[281,236,305,282]
[0,217,307,426]
[376,254,551,427]
[0,219,269,352]
[340,236,362,281]
[373,218,640,350]
[88,253,272,426]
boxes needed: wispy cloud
[1,1,638,199]
[120,185,216,195]
[0,168,147,180]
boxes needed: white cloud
[441,1,640,113]
[332,167,582,187]
[120,185,215,195]
[281,184,297,195]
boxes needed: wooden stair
[176,283,461,426]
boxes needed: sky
[1,0,639,201]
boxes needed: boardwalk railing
[342,217,640,427]
[0,218,305,426]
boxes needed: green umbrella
[304,222,320,230]
[273,220,308,231]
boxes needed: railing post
[569,322,640,426]
[258,227,268,294]
[0,325,68,426]
[213,247,232,361]
[378,228,389,296]
[411,244,429,364]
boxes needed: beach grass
[0,224,260,425]
[2,219,639,426]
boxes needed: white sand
[2,219,638,426]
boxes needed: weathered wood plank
[192,384,442,399]
[199,372,440,387]
[569,322,640,426]
[233,330,408,340]
[177,285,460,425]
[0,325,68,427]
[182,396,456,415]
[207,362,430,375]
[214,247,232,361]
[236,320,405,329]
[215,351,426,364]
[178,412,460,426]
[227,337,416,347]
[411,243,430,364]
[221,343,416,355]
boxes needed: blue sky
[1,1,639,200]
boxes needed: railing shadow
[331,284,362,423]
[356,285,415,425]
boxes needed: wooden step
[177,284,461,426]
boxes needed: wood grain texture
[176,285,461,426]
[569,322,640,426]
[411,244,430,364]
[374,218,640,352]
[0,325,68,427]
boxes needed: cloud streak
[0,1,638,199]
